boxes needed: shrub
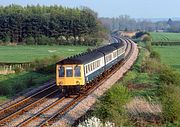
[77,116,115,127]
[150,50,161,62]
[144,41,152,52]
[25,36,36,45]
[134,32,150,39]
[93,84,131,125]
[141,58,163,73]
[160,85,180,124]
[142,35,152,42]
[31,55,60,74]
[3,36,11,42]
[132,48,149,72]
[12,81,26,93]
[26,76,36,87]
[14,66,23,73]
[133,73,150,84]
[0,39,3,44]
[0,84,11,96]
[37,35,51,45]
[159,66,180,85]
[37,64,55,74]
[57,36,67,45]
[122,71,137,84]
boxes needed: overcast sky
[1,0,180,18]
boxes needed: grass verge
[0,72,54,98]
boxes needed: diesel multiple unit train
[56,37,126,94]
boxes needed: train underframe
[59,85,82,96]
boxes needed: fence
[0,62,31,74]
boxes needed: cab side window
[66,66,73,77]
[59,67,65,77]
[74,66,81,77]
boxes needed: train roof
[110,42,124,49]
[97,44,117,55]
[57,50,104,65]
[56,42,124,65]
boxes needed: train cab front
[56,64,85,95]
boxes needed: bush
[145,41,152,52]
[141,58,163,73]
[159,66,180,85]
[77,116,115,127]
[160,85,180,124]
[37,35,51,45]
[134,32,150,38]
[12,81,26,93]
[93,84,131,126]
[25,36,36,45]
[132,48,149,72]
[3,36,11,42]
[36,64,55,74]
[31,55,60,74]
[150,50,161,62]
[133,73,150,84]
[122,71,137,84]
[0,39,3,44]
[0,84,11,96]
[14,66,23,73]
[26,76,35,87]
[142,35,152,42]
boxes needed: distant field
[150,32,180,42]
[153,46,180,71]
[0,45,90,63]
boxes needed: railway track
[0,38,135,127]
[35,38,134,127]
[0,83,58,126]
[40,38,133,127]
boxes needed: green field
[0,45,90,63]
[153,46,180,71]
[150,32,180,42]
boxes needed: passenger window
[91,63,93,71]
[66,66,73,77]
[59,67,65,77]
[88,65,91,72]
[74,66,81,77]
[85,66,88,73]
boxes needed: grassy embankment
[84,42,180,127]
[0,45,90,103]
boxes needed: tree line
[100,16,180,33]
[0,5,105,45]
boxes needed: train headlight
[76,81,80,85]
[59,81,63,85]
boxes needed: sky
[0,0,180,19]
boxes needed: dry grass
[127,84,152,90]
[125,97,162,126]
